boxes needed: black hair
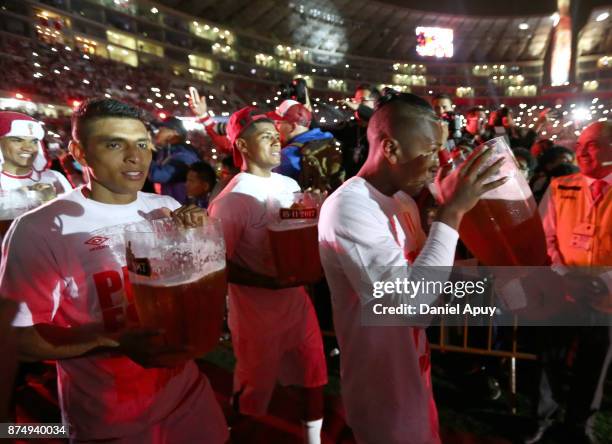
[493,107,512,126]
[72,98,145,144]
[538,145,575,169]
[221,154,239,172]
[531,139,555,157]
[375,91,435,113]
[548,162,579,178]
[433,93,453,102]
[157,116,187,141]
[512,147,536,172]
[355,83,381,101]
[239,118,274,141]
[188,161,217,189]
[368,92,438,146]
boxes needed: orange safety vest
[550,173,612,312]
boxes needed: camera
[278,78,308,104]
[441,111,464,141]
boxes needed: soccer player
[0,111,71,195]
[208,107,327,444]
[319,93,506,444]
[0,99,228,443]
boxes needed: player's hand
[436,145,509,229]
[161,205,206,228]
[116,328,194,368]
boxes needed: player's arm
[13,324,117,362]
[0,220,118,361]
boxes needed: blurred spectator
[327,84,380,178]
[512,147,537,181]
[431,93,454,118]
[189,90,233,154]
[530,145,576,202]
[530,139,555,159]
[0,111,71,197]
[186,161,217,209]
[271,100,344,193]
[460,106,487,148]
[58,151,86,187]
[488,107,547,149]
[209,155,239,202]
[148,117,201,203]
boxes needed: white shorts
[232,300,328,416]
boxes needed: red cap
[227,106,270,168]
[267,100,312,127]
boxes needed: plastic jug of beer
[434,137,548,266]
[121,217,227,358]
[267,191,324,284]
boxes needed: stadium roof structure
[157,0,612,62]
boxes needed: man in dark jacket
[325,84,380,178]
[149,117,201,204]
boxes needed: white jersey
[0,188,225,441]
[208,172,311,338]
[0,169,72,194]
[318,177,459,444]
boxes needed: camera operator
[432,93,453,118]
[431,93,462,153]
[278,77,312,111]
[325,84,381,178]
[460,106,487,148]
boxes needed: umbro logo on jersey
[85,236,109,246]
[85,236,110,251]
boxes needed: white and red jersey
[0,188,227,442]
[318,177,459,444]
[1,169,72,194]
[208,172,312,338]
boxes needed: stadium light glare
[518,23,529,30]
[596,12,609,22]
[572,108,591,121]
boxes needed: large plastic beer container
[124,218,227,357]
[436,137,548,266]
[267,192,323,283]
